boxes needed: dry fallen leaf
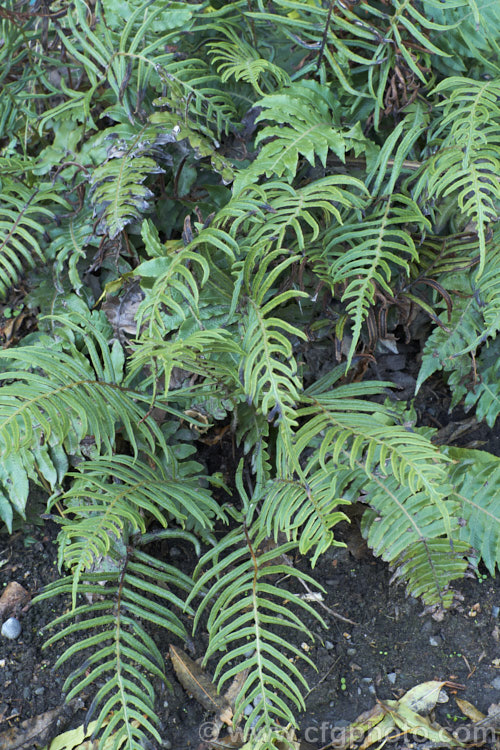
[169,645,233,725]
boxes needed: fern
[208,32,291,95]
[311,194,430,366]
[1,0,500,746]
[0,312,166,529]
[413,77,500,278]
[446,448,500,575]
[0,180,67,299]
[36,551,192,750]
[233,81,354,191]
[188,475,325,739]
[90,130,169,238]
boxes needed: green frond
[0,313,167,528]
[312,194,430,366]
[134,220,211,336]
[208,34,290,95]
[233,81,352,191]
[464,356,500,428]
[390,538,470,607]
[0,180,66,299]
[414,77,500,278]
[415,289,486,395]
[90,145,164,239]
[52,452,223,604]
[260,459,350,566]
[35,548,192,750]
[360,476,468,606]
[188,525,325,736]
[238,249,307,431]
[154,58,238,140]
[218,178,367,252]
[447,448,500,575]
[296,386,452,518]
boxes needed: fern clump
[0,0,498,747]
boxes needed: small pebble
[325,640,334,650]
[347,648,357,656]
[34,687,45,695]
[492,605,499,618]
[429,636,441,647]
[387,672,397,684]
[491,676,500,690]
[161,741,172,749]
[1,617,21,640]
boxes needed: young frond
[312,194,430,366]
[188,525,325,736]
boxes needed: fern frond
[389,538,470,606]
[0,180,66,299]
[0,312,167,528]
[238,248,307,430]
[233,81,350,191]
[154,58,238,140]
[208,34,290,95]
[415,290,486,394]
[188,524,325,736]
[36,551,191,750]
[260,459,350,566]
[464,356,500,428]
[312,194,430,366]
[296,384,452,518]
[90,148,163,239]
[52,452,223,603]
[414,77,500,278]
[134,220,217,338]
[447,447,500,575]
[218,177,367,252]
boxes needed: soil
[1,375,499,750]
